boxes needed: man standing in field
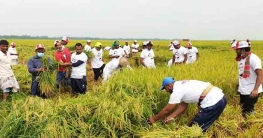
[186,42,199,64]
[27,44,46,97]
[109,41,125,61]
[131,40,140,57]
[54,40,72,88]
[169,41,174,51]
[148,77,227,132]
[71,43,88,94]
[123,41,131,57]
[8,42,19,65]
[233,40,263,117]
[140,41,156,68]
[84,40,92,52]
[167,40,187,67]
[61,36,69,50]
[91,42,105,81]
[0,40,20,101]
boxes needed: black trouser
[240,93,259,117]
[71,76,87,94]
[93,64,105,81]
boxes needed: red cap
[35,44,45,50]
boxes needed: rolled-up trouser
[71,76,87,94]
[56,71,71,88]
[189,96,227,132]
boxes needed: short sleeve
[250,55,262,70]
[168,89,184,104]
[140,50,146,58]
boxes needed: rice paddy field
[1,39,263,137]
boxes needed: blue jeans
[56,71,71,88]
[190,96,227,132]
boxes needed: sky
[1,0,263,40]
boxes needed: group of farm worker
[0,38,262,132]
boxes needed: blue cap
[160,77,175,90]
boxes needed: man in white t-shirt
[233,40,263,117]
[61,36,69,50]
[0,40,20,101]
[8,42,19,65]
[140,41,156,68]
[186,42,199,64]
[167,40,187,67]
[84,40,92,52]
[131,40,140,57]
[169,41,174,51]
[71,43,88,94]
[231,39,237,49]
[148,77,226,132]
[91,42,105,81]
[109,41,125,61]
[102,57,132,82]
[123,41,131,57]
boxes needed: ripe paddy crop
[0,39,263,137]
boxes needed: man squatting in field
[167,40,188,67]
[148,77,227,132]
[54,40,72,88]
[0,40,20,101]
[91,42,105,81]
[27,44,49,97]
[70,43,88,94]
[102,56,132,83]
[232,40,263,117]
[140,41,156,68]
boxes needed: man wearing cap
[172,40,187,65]
[102,57,132,82]
[231,39,237,49]
[123,41,131,57]
[61,36,69,50]
[8,42,19,65]
[140,41,156,68]
[0,40,20,101]
[54,40,72,88]
[169,41,174,51]
[233,40,262,117]
[167,40,187,67]
[148,77,227,132]
[91,42,105,81]
[186,42,199,64]
[27,44,47,97]
[131,40,140,57]
[84,40,92,52]
[109,41,125,61]
[71,43,88,94]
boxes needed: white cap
[54,40,60,46]
[172,40,180,45]
[236,41,250,49]
[87,40,91,42]
[143,41,149,46]
[62,36,69,42]
[134,40,137,42]
[125,40,128,42]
